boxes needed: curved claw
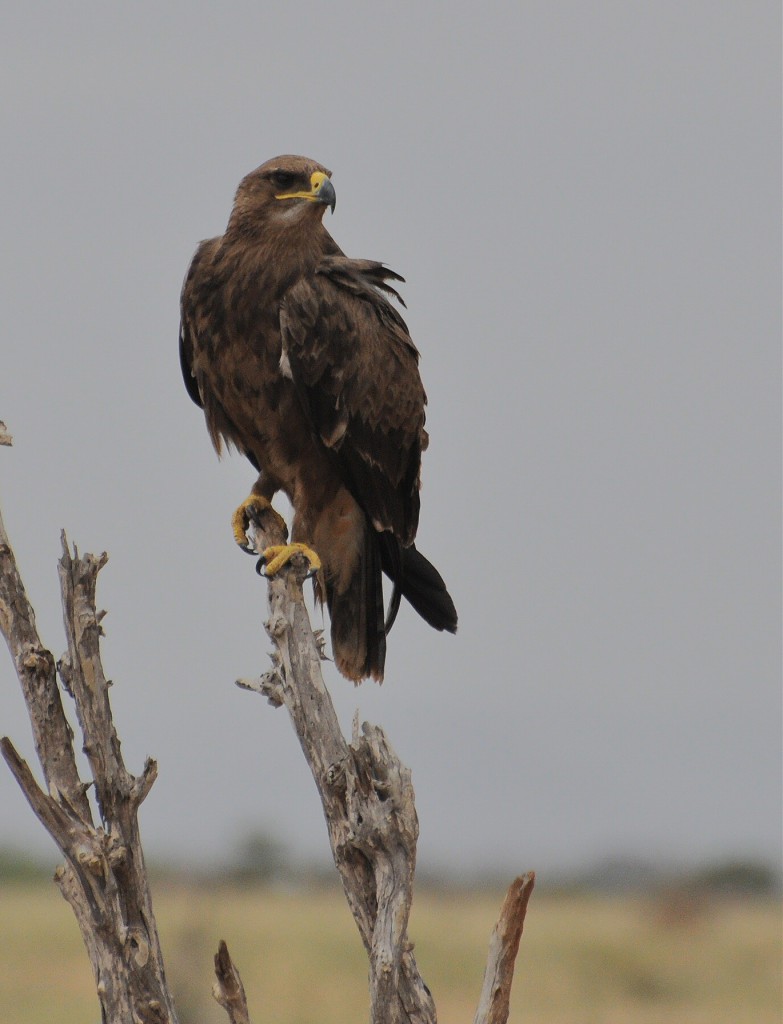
[259,543,322,579]
[232,495,287,554]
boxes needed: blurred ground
[1,879,779,1023]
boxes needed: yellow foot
[232,495,287,554]
[260,543,322,578]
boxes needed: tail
[326,518,387,683]
[379,535,458,635]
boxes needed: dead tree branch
[2,432,533,1024]
[213,940,252,1024]
[474,872,536,1024]
[233,504,535,1024]
[0,492,178,1022]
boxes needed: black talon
[255,556,267,576]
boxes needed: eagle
[180,155,457,681]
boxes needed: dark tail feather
[327,519,386,682]
[378,532,403,632]
[363,528,386,677]
[380,536,458,635]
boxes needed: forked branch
[231,503,535,1024]
[0,505,177,1023]
[1,434,533,1024]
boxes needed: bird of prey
[180,155,457,681]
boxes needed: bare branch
[56,537,135,824]
[213,940,252,1024]
[474,872,536,1024]
[0,420,12,446]
[240,505,436,1024]
[3,448,534,1023]
[1,498,179,1021]
[0,510,91,823]
[0,737,88,847]
[238,502,534,1023]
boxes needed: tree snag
[233,502,535,1024]
[1,432,534,1024]
[0,529,177,1023]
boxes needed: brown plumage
[180,155,457,681]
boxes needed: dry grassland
[0,881,779,1023]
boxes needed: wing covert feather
[280,259,426,543]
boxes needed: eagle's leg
[259,542,322,580]
[232,493,288,555]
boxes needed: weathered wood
[238,505,536,1024]
[0,512,91,823]
[240,504,434,1024]
[3,431,533,1024]
[0,503,178,1023]
[474,872,536,1024]
[213,941,252,1024]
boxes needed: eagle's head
[229,155,335,231]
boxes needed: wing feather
[179,321,204,408]
[280,258,425,544]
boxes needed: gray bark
[233,503,535,1024]
[0,527,177,1024]
[2,432,533,1024]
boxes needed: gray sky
[1,2,780,877]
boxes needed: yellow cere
[275,171,330,202]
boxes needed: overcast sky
[1,2,780,877]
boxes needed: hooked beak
[275,171,336,214]
[315,176,336,213]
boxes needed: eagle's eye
[270,170,298,190]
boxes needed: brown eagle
[180,155,457,681]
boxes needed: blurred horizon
[1,837,780,898]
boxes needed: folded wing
[280,257,427,547]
